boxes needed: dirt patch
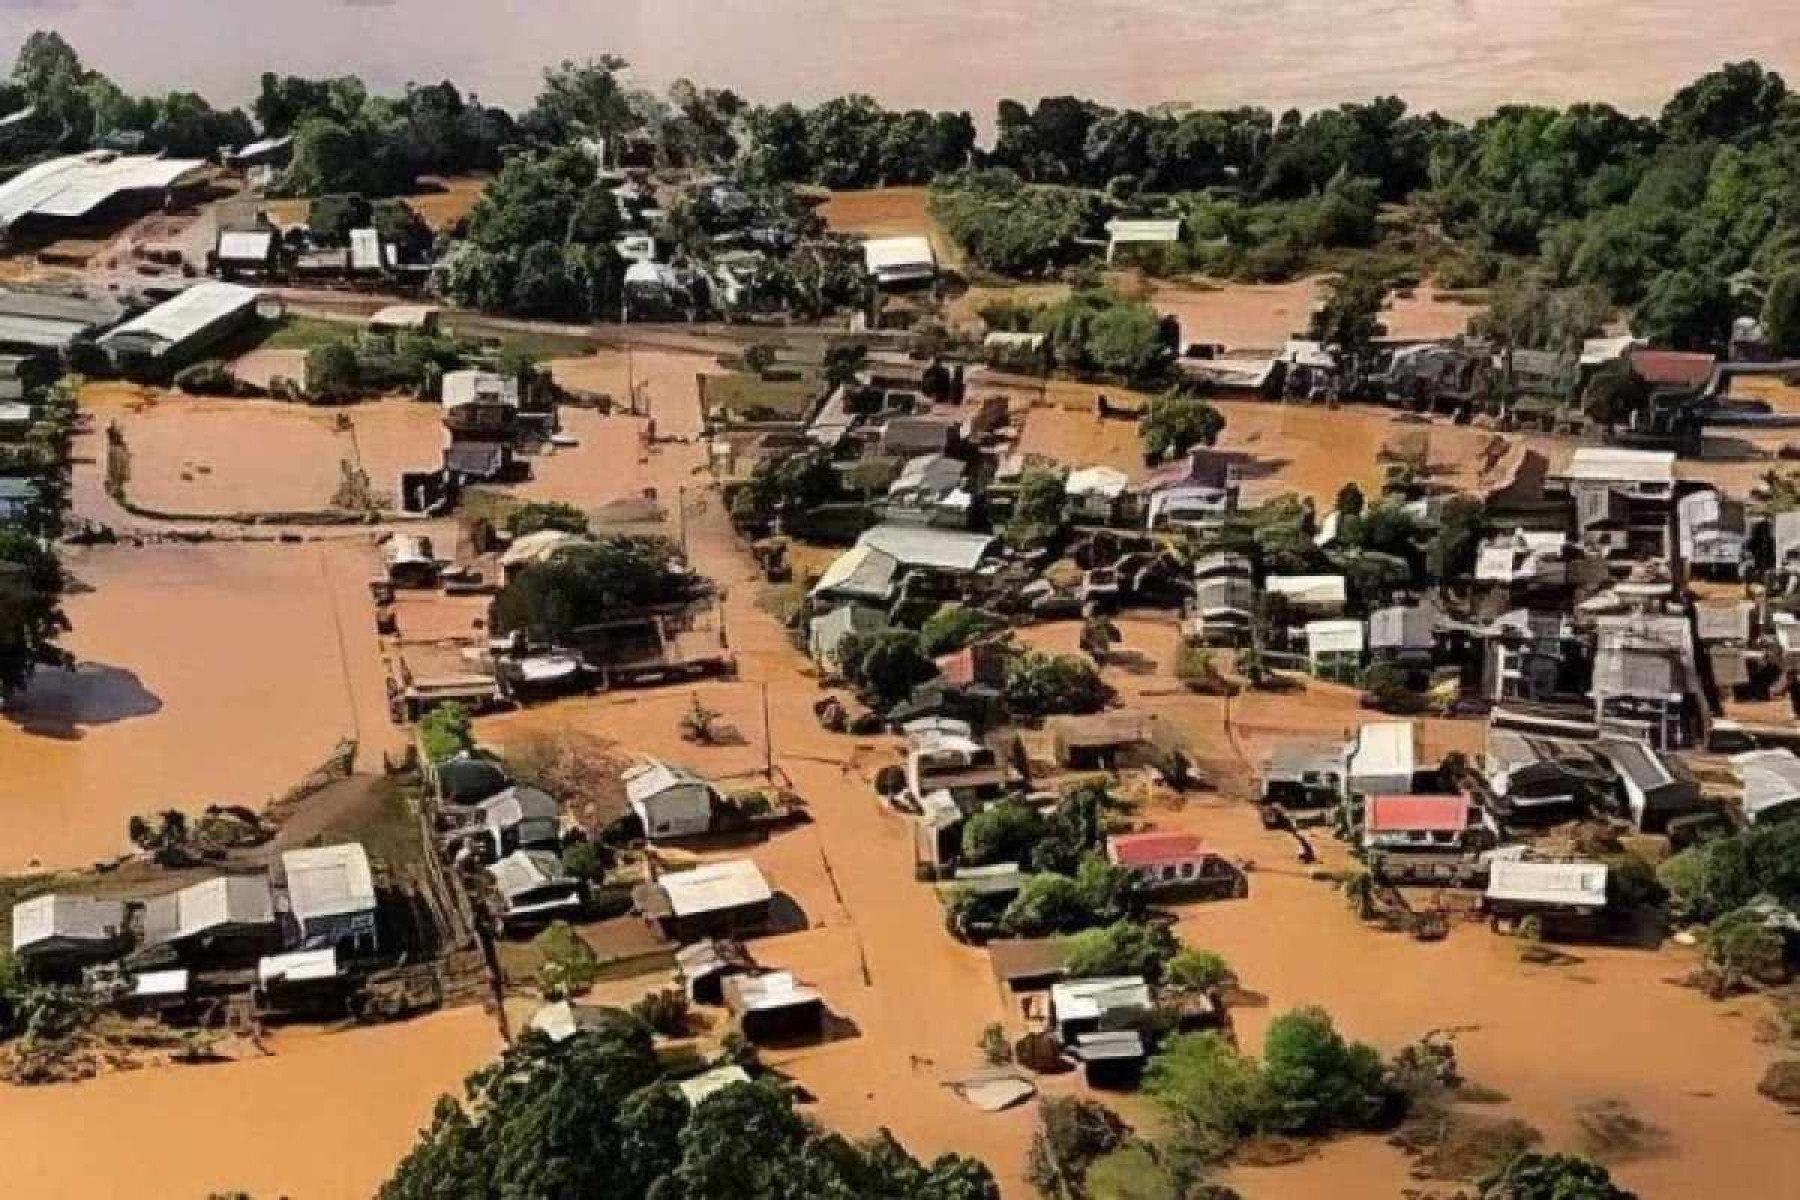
[821,187,961,271]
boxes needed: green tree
[1761,268,1800,357]
[1164,948,1234,993]
[1478,1152,1635,1200]
[305,339,362,401]
[0,529,72,696]
[1657,820,1800,923]
[1631,267,1731,351]
[1145,1032,1269,1162]
[1062,919,1181,982]
[836,628,937,709]
[1702,908,1789,992]
[1141,395,1226,462]
[1258,1006,1391,1135]
[1308,267,1389,356]
[506,501,590,538]
[493,536,694,643]
[1004,651,1110,718]
[960,799,1046,868]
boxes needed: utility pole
[676,484,688,557]
[761,680,774,780]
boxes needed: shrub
[1004,651,1110,719]
[535,921,601,999]
[919,603,1006,657]
[1702,909,1790,994]
[961,799,1046,868]
[1165,948,1234,993]
[631,988,691,1037]
[305,338,362,400]
[1062,920,1180,982]
[1141,395,1226,462]
[419,703,474,763]
[506,501,590,538]
[561,840,609,883]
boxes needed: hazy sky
[5,1,1800,123]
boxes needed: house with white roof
[280,843,379,955]
[624,758,725,842]
[862,236,937,288]
[634,859,774,941]
[1345,721,1416,797]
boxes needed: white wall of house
[632,784,717,840]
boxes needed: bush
[919,604,1006,657]
[506,501,590,538]
[1259,1006,1392,1135]
[1062,920,1181,983]
[1141,395,1226,462]
[419,703,475,764]
[305,338,362,400]
[1165,948,1234,993]
[534,921,601,999]
[631,988,691,1037]
[561,840,609,883]
[1701,909,1790,993]
[1477,1152,1633,1200]
[835,628,937,709]
[1005,651,1110,719]
[1657,820,1800,923]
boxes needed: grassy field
[700,370,823,422]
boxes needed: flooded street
[12,3,1800,124]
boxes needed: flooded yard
[0,540,396,870]
[0,1006,500,1200]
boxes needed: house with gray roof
[279,843,379,955]
[1732,749,1800,826]
[11,894,129,975]
[1593,736,1702,831]
[1676,488,1747,579]
[1591,615,1702,748]
[139,875,278,964]
[809,603,888,669]
[488,850,584,929]
[624,758,724,842]
[1368,603,1437,667]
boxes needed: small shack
[139,874,279,965]
[1485,859,1609,931]
[1105,832,1240,899]
[1345,722,1416,797]
[1048,711,1153,770]
[988,938,1070,994]
[1049,976,1151,1042]
[1069,1030,1147,1088]
[635,859,773,942]
[279,843,379,956]
[723,970,825,1043]
[675,939,757,1005]
[10,895,129,976]
[624,759,724,842]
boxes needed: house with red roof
[1360,794,1497,855]
[1105,831,1243,900]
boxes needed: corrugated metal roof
[858,523,993,572]
[1562,447,1675,486]
[1305,619,1365,655]
[1107,831,1208,868]
[281,843,376,923]
[623,758,712,804]
[11,894,126,951]
[1105,218,1182,244]
[1486,859,1608,908]
[1733,749,1800,823]
[863,236,936,275]
[0,152,206,228]
[101,282,260,351]
[217,229,275,261]
[660,859,771,917]
[810,543,900,601]
[1365,794,1468,833]
[725,969,822,1013]
[1348,721,1416,779]
[1051,976,1152,1023]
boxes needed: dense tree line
[379,1014,997,1200]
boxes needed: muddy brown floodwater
[0,540,396,871]
[0,1007,500,1198]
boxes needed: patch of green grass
[257,316,357,351]
[701,370,822,421]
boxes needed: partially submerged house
[279,843,379,956]
[1047,711,1153,770]
[675,938,757,1004]
[1485,858,1610,925]
[1732,749,1800,826]
[1482,727,1612,823]
[100,282,263,376]
[1304,619,1365,683]
[1362,794,1494,857]
[1676,488,1748,579]
[1553,448,1675,564]
[1105,832,1239,899]
[10,895,128,976]
[1259,743,1344,809]
[1049,976,1152,1042]
[885,453,972,528]
[863,236,937,289]
[1266,574,1348,620]
[487,850,584,928]
[1591,614,1702,748]
[1345,722,1417,797]
[988,938,1070,994]
[624,759,726,842]
[1591,737,1701,831]
[635,859,773,942]
[723,970,825,1042]
[139,875,278,964]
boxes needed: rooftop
[857,523,994,573]
[1050,976,1152,1023]
[281,843,377,924]
[0,151,207,229]
[659,859,772,917]
[1107,831,1210,868]
[623,758,714,803]
[101,282,261,352]
[1364,794,1468,834]
[11,894,126,952]
[724,969,823,1013]
[1486,859,1609,909]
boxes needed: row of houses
[10,843,379,1009]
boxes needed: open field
[0,540,397,871]
[1148,276,1482,352]
[0,1006,501,1199]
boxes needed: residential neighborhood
[0,18,1798,1200]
